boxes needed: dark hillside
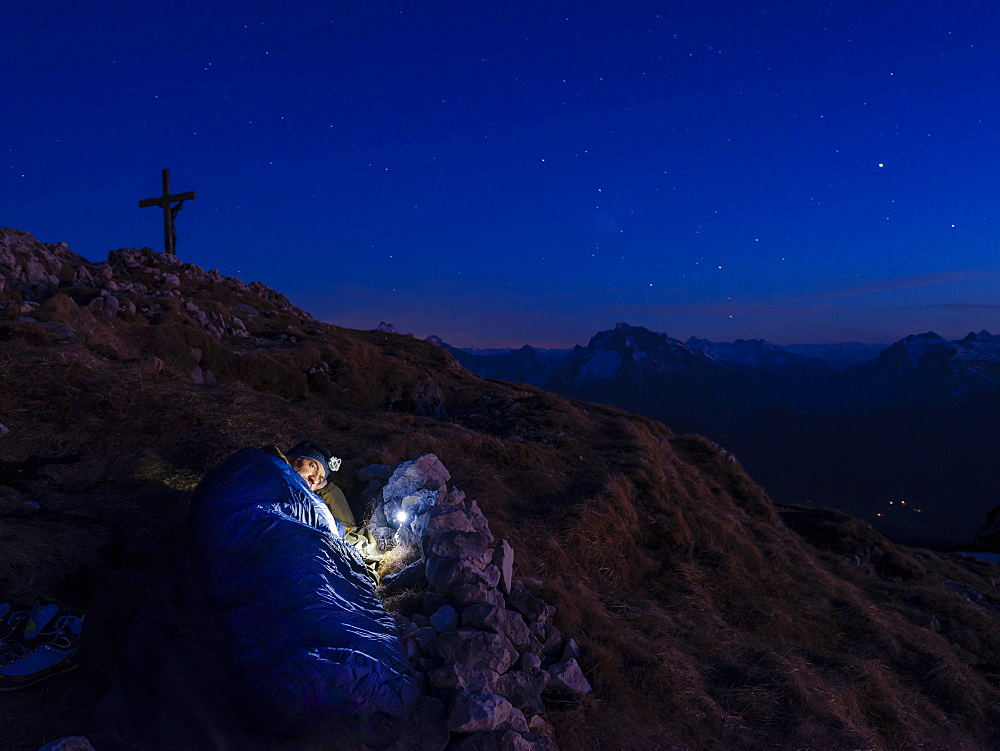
[3,229,1000,750]
[724,395,1000,545]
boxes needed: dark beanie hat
[287,440,340,473]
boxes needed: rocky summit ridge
[4,228,1000,749]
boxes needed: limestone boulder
[428,661,493,692]
[461,604,535,651]
[489,669,548,714]
[454,582,506,609]
[545,657,592,695]
[423,531,494,569]
[492,539,514,595]
[436,629,518,674]
[446,690,520,733]
[429,604,458,633]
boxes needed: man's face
[292,456,327,492]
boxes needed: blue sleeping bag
[189,447,418,747]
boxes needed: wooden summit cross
[138,169,196,255]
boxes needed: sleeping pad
[89,447,419,750]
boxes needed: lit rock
[425,504,476,536]
[389,454,451,498]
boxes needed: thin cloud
[780,269,996,304]
[895,302,1000,312]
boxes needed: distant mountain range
[431,323,1000,545]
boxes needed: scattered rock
[492,539,514,595]
[527,714,552,736]
[429,604,458,633]
[454,582,506,609]
[447,690,518,733]
[423,531,494,569]
[428,661,493,692]
[519,652,542,673]
[406,626,438,657]
[425,504,477,536]
[559,638,582,663]
[546,658,592,695]
[410,376,446,418]
[381,559,426,594]
[461,604,535,651]
[489,669,549,714]
[436,629,519,674]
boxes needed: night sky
[5,1,999,347]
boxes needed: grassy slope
[2,236,1000,750]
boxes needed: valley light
[394,510,409,524]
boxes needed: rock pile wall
[362,454,591,751]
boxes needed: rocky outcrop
[1,229,300,341]
[367,454,589,750]
[2,230,458,419]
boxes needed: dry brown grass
[4,248,1000,750]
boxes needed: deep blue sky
[4,1,999,347]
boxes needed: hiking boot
[0,612,83,690]
[21,602,60,640]
[0,603,75,669]
[0,603,31,648]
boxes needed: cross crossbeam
[138,169,196,255]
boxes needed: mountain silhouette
[439,322,1000,545]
